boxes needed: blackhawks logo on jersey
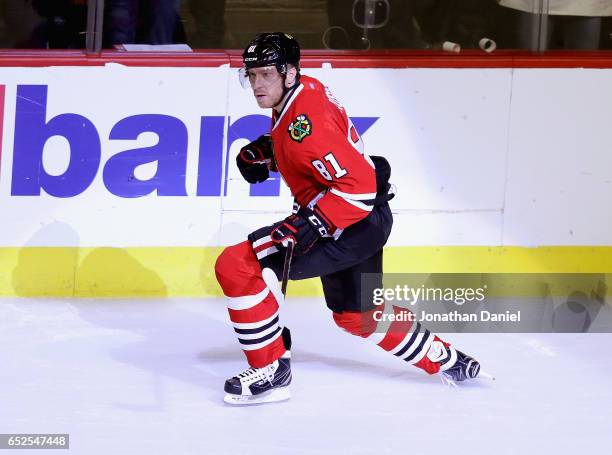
[288,114,312,143]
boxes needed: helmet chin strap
[274,73,300,113]
[282,72,300,96]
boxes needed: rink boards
[0,64,611,296]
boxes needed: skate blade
[223,387,291,406]
[440,369,495,387]
[479,370,496,381]
[440,374,458,388]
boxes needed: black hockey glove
[270,206,334,255]
[236,134,274,184]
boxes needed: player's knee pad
[332,310,378,338]
[215,241,262,297]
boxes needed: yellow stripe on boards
[0,246,611,298]
[384,246,612,273]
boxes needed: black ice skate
[223,327,293,405]
[425,338,493,386]
[438,346,494,386]
[441,349,481,382]
[223,351,292,405]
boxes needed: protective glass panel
[2,1,611,51]
[0,0,89,49]
[535,0,612,50]
[176,0,611,52]
[102,0,192,49]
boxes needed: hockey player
[215,32,483,405]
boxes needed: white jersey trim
[334,195,374,212]
[272,83,305,132]
[256,246,279,260]
[329,188,377,200]
[364,154,376,169]
[252,235,273,249]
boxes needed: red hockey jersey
[270,75,377,231]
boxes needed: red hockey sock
[215,241,286,368]
[333,307,451,375]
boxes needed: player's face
[246,66,285,108]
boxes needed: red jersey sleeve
[296,91,377,230]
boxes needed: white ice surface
[1,297,611,455]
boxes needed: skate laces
[427,340,448,363]
[237,364,276,384]
[237,368,258,379]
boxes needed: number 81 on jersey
[311,152,348,181]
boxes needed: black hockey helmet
[242,32,301,74]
